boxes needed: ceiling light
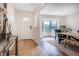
[23,18,29,21]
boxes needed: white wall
[33,4,46,44]
[58,16,66,26]
[15,11,34,39]
[7,3,16,35]
[65,11,79,32]
[33,13,40,44]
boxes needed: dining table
[58,32,79,43]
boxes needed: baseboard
[40,36,55,39]
[19,39,34,40]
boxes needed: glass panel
[51,20,57,30]
[43,21,50,32]
[43,20,57,32]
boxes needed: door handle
[30,26,32,30]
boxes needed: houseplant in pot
[59,25,72,32]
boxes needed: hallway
[10,39,67,56]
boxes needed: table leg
[6,50,9,56]
[15,36,18,56]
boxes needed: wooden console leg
[15,36,18,56]
[6,50,9,56]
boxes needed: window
[43,20,57,32]
[43,21,50,32]
[51,20,57,30]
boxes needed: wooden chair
[55,29,62,40]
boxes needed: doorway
[17,17,33,39]
[42,20,57,38]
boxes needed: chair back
[55,29,62,33]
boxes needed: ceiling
[40,3,79,16]
[13,3,79,16]
[13,3,40,12]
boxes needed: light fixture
[23,17,29,21]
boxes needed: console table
[0,35,18,56]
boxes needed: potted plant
[59,25,72,32]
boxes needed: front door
[20,17,33,39]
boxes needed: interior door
[20,17,33,39]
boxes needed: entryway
[15,13,33,40]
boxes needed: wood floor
[18,39,38,56]
[42,37,79,56]
[10,39,67,56]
